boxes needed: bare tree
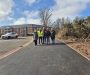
[39,8,52,27]
[52,18,61,32]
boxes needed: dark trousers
[43,36,47,43]
[51,36,55,44]
[39,37,42,44]
[34,40,37,46]
[46,37,50,44]
[51,38,55,44]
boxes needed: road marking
[57,39,90,61]
[0,38,33,60]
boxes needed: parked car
[27,33,34,36]
[1,32,18,39]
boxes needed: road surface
[0,41,90,75]
[0,37,32,52]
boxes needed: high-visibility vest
[37,31,43,37]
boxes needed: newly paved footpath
[0,41,90,75]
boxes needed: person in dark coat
[51,28,56,44]
[42,27,47,44]
[33,30,38,46]
[46,28,51,44]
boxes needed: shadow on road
[37,42,66,46]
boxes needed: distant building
[0,28,1,37]
[0,24,43,36]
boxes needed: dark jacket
[46,30,51,37]
[33,32,38,40]
[43,29,47,37]
[51,30,56,39]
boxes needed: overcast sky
[0,0,90,26]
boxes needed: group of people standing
[33,27,56,46]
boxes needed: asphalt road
[0,41,90,75]
[0,37,32,52]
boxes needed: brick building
[0,24,43,36]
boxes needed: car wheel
[7,36,11,39]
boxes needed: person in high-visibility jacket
[37,29,43,44]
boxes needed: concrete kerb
[0,38,33,60]
[57,39,90,61]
